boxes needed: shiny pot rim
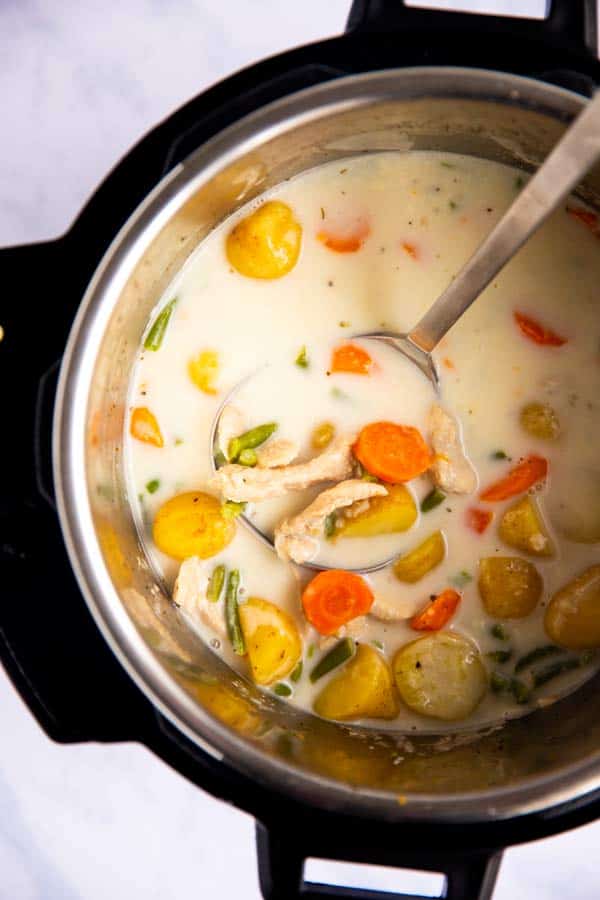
[53,66,600,824]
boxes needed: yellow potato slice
[338,484,417,538]
[239,597,302,685]
[519,402,560,441]
[226,200,302,279]
[478,556,542,619]
[314,644,399,721]
[545,565,600,649]
[393,632,487,721]
[393,531,446,584]
[153,492,235,561]
[499,496,555,557]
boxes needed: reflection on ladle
[210,91,600,571]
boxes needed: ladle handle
[408,90,600,354]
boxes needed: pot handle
[256,823,502,900]
[0,239,158,744]
[347,0,598,58]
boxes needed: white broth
[125,151,600,734]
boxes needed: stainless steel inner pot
[54,67,600,825]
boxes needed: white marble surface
[2,1,600,897]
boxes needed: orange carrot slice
[410,588,461,631]
[567,207,598,231]
[480,455,547,502]
[331,344,373,375]
[302,570,374,636]
[465,507,493,534]
[354,421,432,484]
[317,219,370,253]
[514,311,566,347]
[130,406,164,447]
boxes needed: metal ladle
[212,92,600,571]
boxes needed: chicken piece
[209,433,357,502]
[370,592,422,623]
[318,616,368,651]
[274,479,387,564]
[217,404,246,461]
[256,438,299,468]
[173,556,226,640]
[428,404,477,495]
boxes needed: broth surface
[125,152,600,733]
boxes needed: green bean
[207,565,226,603]
[510,678,531,704]
[145,479,160,494]
[238,448,258,467]
[290,661,303,683]
[307,643,315,659]
[533,657,580,688]
[228,423,277,462]
[221,501,247,519]
[225,570,245,655]
[487,650,512,664]
[490,671,511,694]
[514,644,562,674]
[310,638,355,683]
[144,298,177,351]
[372,640,384,651]
[490,624,509,641]
[421,488,446,513]
[324,512,337,539]
[273,683,292,697]
[295,346,309,368]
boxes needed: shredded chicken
[319,616,368,650]
[217,404,245,461]
[428,404,477,495]
[256,438,299,468]
[274,479,387,564]
[173,556,226,639]
[209,433,357,502]
[370,593,423,623]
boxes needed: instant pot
[3,2,600,897]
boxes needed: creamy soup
[125,152,600,734]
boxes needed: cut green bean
[238,448,258,467]
[307,643,315,659]
[421,488,446,513]
[490,671,511,694]
[290,661,303,683]
[487,650,512,664]
[225,570,245,655]
[273,683,292,697]
[295,345,309,368]
[310,638,355,683]
[221,500,247,519]
[533,657,580,688]
[514,644,562,674]
[510,678,531,704]
[207,565,226,603]
[144,298,177,351]
[145,479,160,494]
[324,512,337,539]
[228,423,277,462]
[490,624,509,641]
[372,640,384,651]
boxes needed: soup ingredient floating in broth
[226,200,302,279]
[353,421,432,483]
[239,596,302,684]
[153,492,236,560]
[130,406,164,447]
[302,570,374,636]
[313,643,398,721]
[410,588,461,631]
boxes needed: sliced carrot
[410,588,461,631]
[401,241,419,260]
[130,406,164,447]
[514,311,567,347]
[317,219,370,253]
[465,507,493,534]
[354,421,432,484]
[480,454,548,502]
[567,206,598,232]
[331,344,373,375]
[302,570,374,636]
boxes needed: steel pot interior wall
[56,69,600,821]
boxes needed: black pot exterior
[3,3,600,898]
